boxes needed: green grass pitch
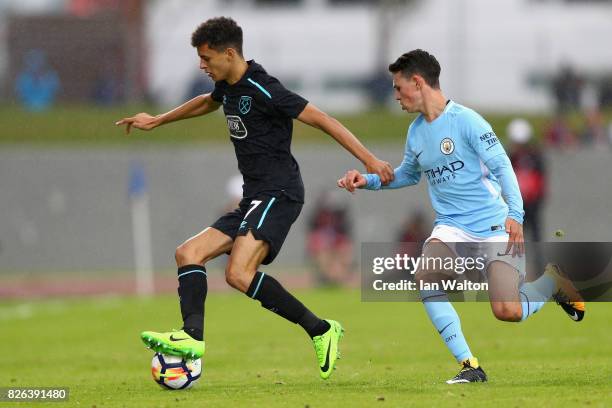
[1,289,611,407]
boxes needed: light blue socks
[519,273,556,321]
[421,289,473,362]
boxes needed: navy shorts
[211,191,302,264]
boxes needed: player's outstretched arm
[297,103,394,184]
[115,93,221,134]
[337,160,421,194]
[337,169,367,193]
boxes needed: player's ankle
[183,327,203,341]
[460,356,479,368]
[308,319,331,338]
[543,264,561,291]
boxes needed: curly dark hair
[388,49,441,89]
[191,17,243,56]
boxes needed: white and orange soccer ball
[151,353,202,390]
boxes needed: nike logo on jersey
[416,151,424,159]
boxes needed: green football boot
[312,319,344,380]
[141,329,205,360]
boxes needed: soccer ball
[151,353,202,390]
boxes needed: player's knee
[415,269,441,286]
[492,303,522,322]
[175,242,199,266]
[174,244,189,265]
[224,263,251,291]
[414,268,432,286]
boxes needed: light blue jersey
[364,101,524,237]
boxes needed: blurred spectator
[580,108,608,147]
[185,73,215,101]
[552,64,582,114]
[393,210,430,284]
[15,50,60,112]
[544,114,576,148]
[306,191,353,286]
[92,62,123,105]
[508,119,547,242]
[396,210,429,257]
[224,174,244,212]
[599,76,612,109]
[366,69,392,108]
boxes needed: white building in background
[146,0,612,113]
[1,0,610,112]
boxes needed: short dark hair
[388,49,441,88]
[191,17,243,56]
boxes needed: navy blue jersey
[211,61,308,202]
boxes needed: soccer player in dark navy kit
[116,17,393,379]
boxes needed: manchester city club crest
[238,96,252,115]
[440,137,455,155]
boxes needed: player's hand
[115,113,160,134]
[365,158,394,185]
[505,218,524,257]
[338,169,367,193]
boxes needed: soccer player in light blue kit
[338,50,585,384]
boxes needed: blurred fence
[1,146,610,275]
